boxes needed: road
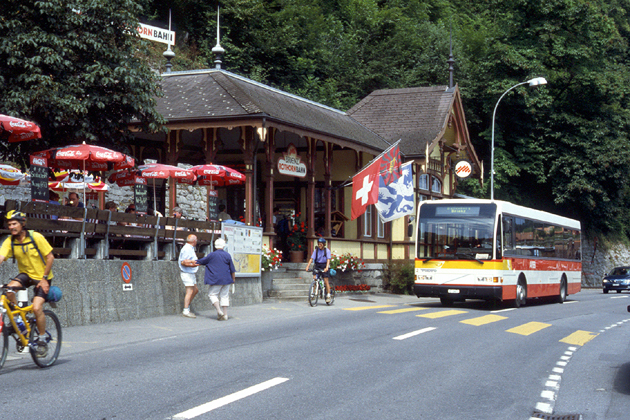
[0,289,629,420]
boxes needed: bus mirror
[407,216,415,237]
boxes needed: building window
[431,177,442,193]
[363,205,373,237]
[419,174,429,190]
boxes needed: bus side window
[502,216,514,256]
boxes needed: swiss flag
[351,161,380,220]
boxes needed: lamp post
[490,77,547,200]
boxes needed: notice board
[208,190,218,221]
[29,155,48,202]
[221,223,262,277]
[134,183,148,213]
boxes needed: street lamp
[490,77,547,200]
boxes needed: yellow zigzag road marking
[507,322,551,336]
[343,305,396,311]
[378,307,429,314]
[417,310,468,319]
[560,330,599,346]
[460,314,508,326]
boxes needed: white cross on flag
[351,161,380,220]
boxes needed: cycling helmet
[6,210,26,223]
[317,237,326,243]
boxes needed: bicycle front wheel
[0,314,9,369]
[308,281,319,307]
[29,310,62,368]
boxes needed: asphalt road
[0,289,629,420]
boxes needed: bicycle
[0,284,62,368]
[308,268,336,307]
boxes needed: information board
[134,183,148,213]
[29,156,48,202]
[208,190,219,221]
[221,224,263,277]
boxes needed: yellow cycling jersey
[0,231,53,281]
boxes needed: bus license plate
[447,289,460,294]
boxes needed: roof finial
[447,21,455,89]
[212,7,225,69]
[163,9,175,73]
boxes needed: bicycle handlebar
[1,284,26,292]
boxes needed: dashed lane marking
[460,314,508,326]
[378,307,429,314]
[559,330,599,346]
[343,305,396,311]
[393,327,436,340]
[417,310,468,319]
[172,377,289,419]
[506,322,551,336]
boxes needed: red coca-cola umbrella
[32,142,135,172]
[190,164,245,187]
[137,164,196,209]
[0,114,42,142]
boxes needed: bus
[413,199,581,307]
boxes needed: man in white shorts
[178,234,199,318]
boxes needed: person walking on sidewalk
[178,234,199,318]
[193,238,235,321]
[305,237,332,303]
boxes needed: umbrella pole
[153,178,157,214]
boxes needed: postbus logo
[454,160,473,179]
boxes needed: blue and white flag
[375,162,414,223]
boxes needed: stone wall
[0,260,262,327]
[581,239,629,288]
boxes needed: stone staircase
[266,263,312,300]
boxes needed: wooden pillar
[165,130,181,214]
[307,137,316,239]
[324,142,332,237]
[239,127,255,225]
[264,128,276,234]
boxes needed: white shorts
[208,285,230,306]
[180,272,197,287]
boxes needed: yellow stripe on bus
[560,330,599,346]
[417,310,468,319]
[378,307,429,314]
[343,305,396,311]
[460,314,508,326]
[506,322,551,336]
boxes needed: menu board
[208,190,218,221]
[221,224,263,276]
[29,156,48,202]
[134,183,148,213]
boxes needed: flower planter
[289,250,305,263]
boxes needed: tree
[0,0,165,167]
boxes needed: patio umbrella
[189,164,245,187]
[32,142,135,172]
[137,164,196,212]
[107,170,147,187]
[0,164,26,185]
[0,114,42,143]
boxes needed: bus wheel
[556,277,567,304]
[515,277,527,308]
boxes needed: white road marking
[393,327,436,340]
[172,377,289,419]
[611,296,629,299]
[491,308,515,313]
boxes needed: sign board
[208,190,219,221]
[277,144,306,178]
[221,224,263,277]
[137,23,175,45]
[134,183,148,213]
[29,155,48,202]
[454,160,473,179]
[121,262,132,284]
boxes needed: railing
[1,200,222,261]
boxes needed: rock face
[581,239,628,288]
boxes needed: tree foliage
[0,0,165,167]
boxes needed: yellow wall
[329,240,361,256]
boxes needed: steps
[266,263,312,300]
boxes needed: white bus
[413,199,581,307]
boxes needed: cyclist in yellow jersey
[0,211,54,337]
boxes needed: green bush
[382,261,415,294]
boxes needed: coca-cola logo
[9,121,28,128]
[57,151,76,157]
[175,171,191,177]
[143,171,162,177]
[95,151,117,159]
[31,158,46,166]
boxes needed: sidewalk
[6,292,422,366]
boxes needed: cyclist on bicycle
[0,210,54,338]
[305,237,332,303]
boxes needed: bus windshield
[417,203,497,261]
